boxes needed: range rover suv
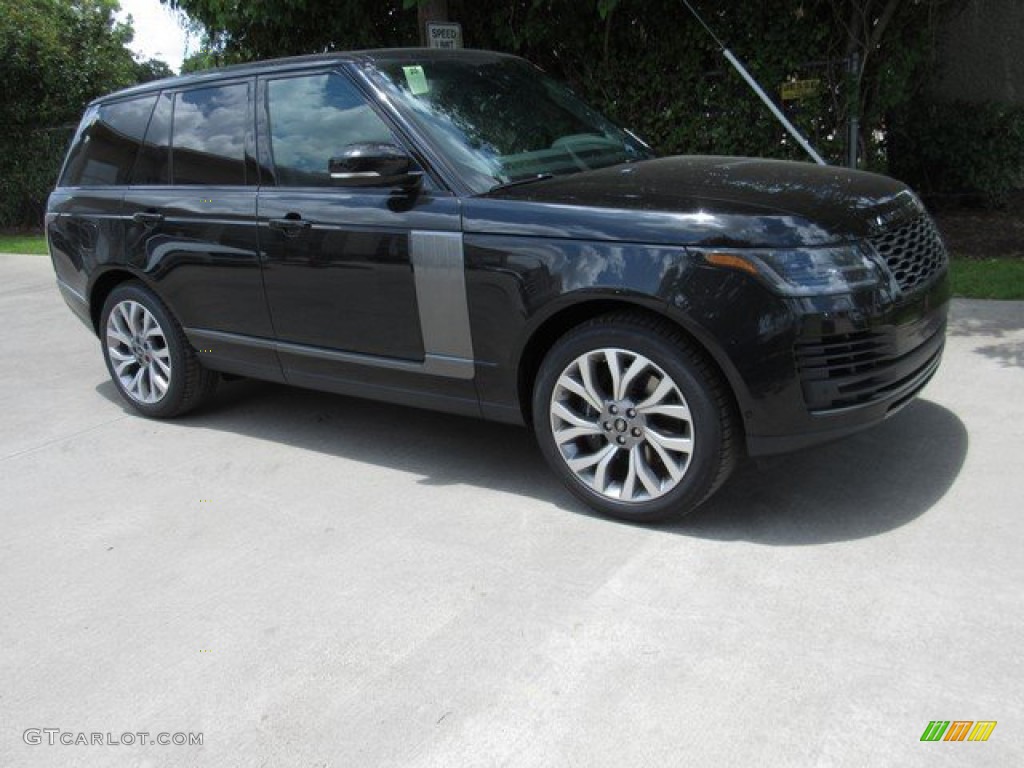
[47,49,950,522]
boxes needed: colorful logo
[921,721,997,742]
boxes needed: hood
[463,155,923,248]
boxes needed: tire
[532,312,738,522]
[100,281,218,418]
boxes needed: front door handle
[268,216,312,237]
[132,211,164,226]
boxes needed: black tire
[532,312,738,522]
[99,281,218,418]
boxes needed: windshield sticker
[402,65,429,95]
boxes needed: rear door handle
[132,211,164,226]
[268,216,312,237]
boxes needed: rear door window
[60,95,157,187]
[171,83,250,185]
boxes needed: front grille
[869,214,947,293]
[795,319,945,412]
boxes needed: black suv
[47,49,949,522]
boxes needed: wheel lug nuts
[632,427,642,437]
[609,405,618,415]
[616,436,626,445]
[603,421,612,431]
[627,408,637,418]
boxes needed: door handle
[132,211,164,226]
[268,216,312,237]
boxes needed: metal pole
[847,51,860,169]
[678,0,826,165]
[722,48,827,166]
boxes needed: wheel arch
[88,268,146,334]
[515,297,749,433]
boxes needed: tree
[164,1,963,169]
[827,0,966,165]
[1,0,136,126]
[0,1,172,226]
[411,0,449,46]
[165,0,417,60]
[135,57,175,83]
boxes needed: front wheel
[532,313,738,522]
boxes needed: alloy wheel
[549,347,695,503]
[105,299,172,404]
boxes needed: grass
[2,231,1021,299]
[950,258,1024,300]
[0,233,47,255]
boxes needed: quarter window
[266,73,397,187]
[60,96,157,187]
[171,84,249,185]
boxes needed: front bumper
[741,271,951,456]
[747,334,944,455]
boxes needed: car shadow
[673,399,968,544]
[96,380,968,545]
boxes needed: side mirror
[328,143,423,189]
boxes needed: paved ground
[1,252,1021,767]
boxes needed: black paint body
[47,49,950,456]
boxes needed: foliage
[168,0,417,62]
[1,0,136,125]
[168,1,967,170]
[135,57,175,83]
[889,99,1024,208]
[181,48,223,73]
[0,0,171,227]
[459,1,841,162]
[5,0,1005,226]
[0,129,75,228]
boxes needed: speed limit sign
[426,22,463,49]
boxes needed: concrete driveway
[1,252,1021,767]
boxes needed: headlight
[704,245,882,296]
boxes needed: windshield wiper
[489,173,554,192]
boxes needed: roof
[93,48,520,105]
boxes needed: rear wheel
[533,313,737,522]
[100,282,217,418]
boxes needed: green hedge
[0,126,74,227]
[889,100,1024,208]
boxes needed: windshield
[367,56,654,193]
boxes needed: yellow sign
[781,79,820,101]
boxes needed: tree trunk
[418,0,449,46]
